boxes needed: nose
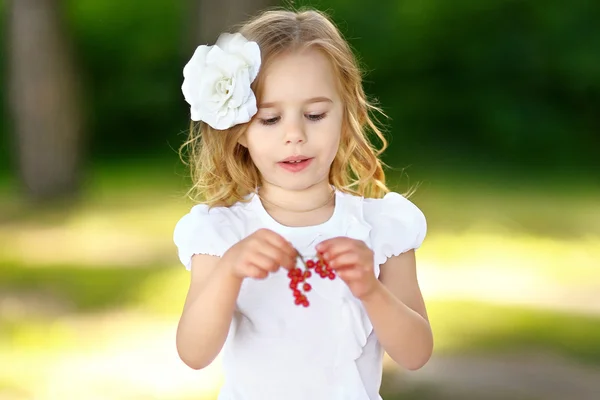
[283,116,306,144]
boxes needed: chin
[266,177,322,192]
[279,181,315,191]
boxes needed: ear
[238,133,248,148]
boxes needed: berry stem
[295,249,308,269]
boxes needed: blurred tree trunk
[186,0,279,50]
[7,0,84,202]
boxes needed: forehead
[258,47,339,103]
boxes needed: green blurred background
[0,0,599,399]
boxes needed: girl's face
[240,48,343,191]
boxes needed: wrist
[218,258,245,286]
[358,279,385,303]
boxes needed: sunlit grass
[0,312,223,400]
[400,165,600,238]
[2,258,599,366]
[428,301,600,366]
[1,296,598,400]
[1,161,598,286]
[0,263,178,313]
[423,231,600,284]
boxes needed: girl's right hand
[221,228,297,280]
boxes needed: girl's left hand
[316,237,380,300]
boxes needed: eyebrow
[258,96,333,109]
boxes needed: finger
[318,239,357,261]
[257,229,296,256]
[336,268,364,281]
[327,250,361,270]
[280,253,298,270]
[258,244,296,271]
[273,245,298,270]
[244,264,269,279]
[315,237,346,254]
[248,230,296,268]
[247,251,280,273]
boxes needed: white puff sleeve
[173,204,241,270]
[363,192,427,269]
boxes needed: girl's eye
[259,113,326,125]
[306,113,326,122]
[260,117,280,126]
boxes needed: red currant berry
[302,300,309,307]
[303,270,312,278]
[303,283,312,292]
[306,260,315,269]
[328,272,336,280]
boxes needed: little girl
[173,8,432,400]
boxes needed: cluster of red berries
[287,254,336,307]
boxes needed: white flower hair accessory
[182,32,261,130]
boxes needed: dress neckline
[249,187,345,233]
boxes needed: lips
[280,155,311,163]
[277,156,313,172]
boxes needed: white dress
[173,189,427,400]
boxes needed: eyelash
[260,113,327,126]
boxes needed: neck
[257,180,335,213]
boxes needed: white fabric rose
[182,33,261,130]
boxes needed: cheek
[323,136,340,162]
[319,120,342,160]
[245,127,268,156]
[247,144,270,167]
[246,133,278,171]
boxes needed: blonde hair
[180,8,392,207]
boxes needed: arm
[360,249,433,370]
[175,229,297,370]
[176,254,243,370]
[316,238,433,370]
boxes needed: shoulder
[175,200,251,228]
[363,192,426,233]
[173,200,254,269]
[356,191,427,266]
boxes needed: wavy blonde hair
[180,8,392,207]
